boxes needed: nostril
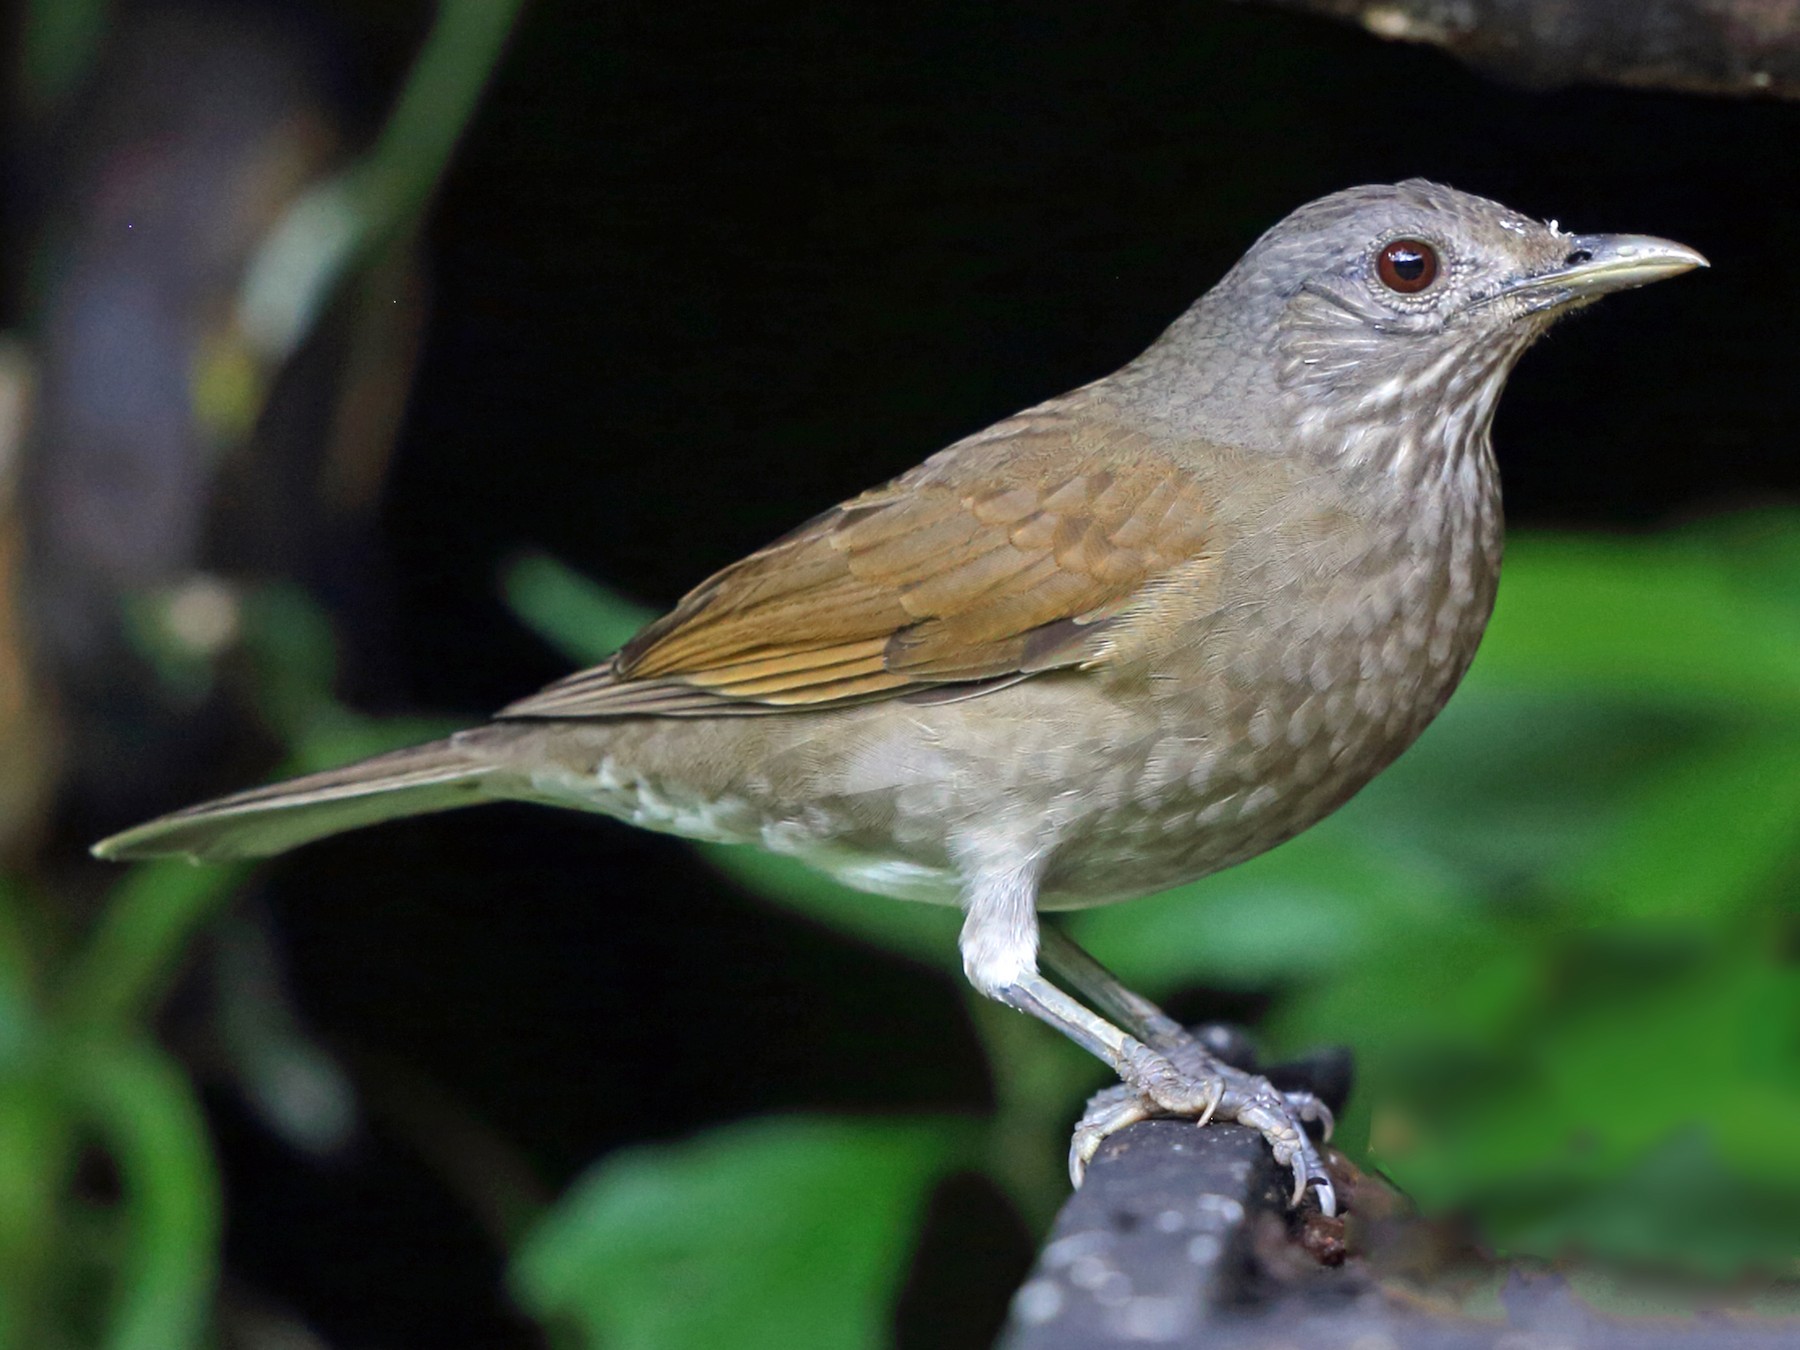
[1565,248,1594,265]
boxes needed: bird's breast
[1035,429,1504,905]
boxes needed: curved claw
[1069,1086,1153,1187]
[1190,1074,1225,1128]
[1311,1173,1338,1218]
[1069,1129,1099,1188]
[1277,1088,1335,1142]
[1304,1096,1336,1142]
[1284,1149,1338,1215]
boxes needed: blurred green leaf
[1343,689,1708,887]
[236,582,459,772]
[1474,524,1800,711]
[22,0,111,112]
[504,553,654,663]
[1071,826,1471,993]
[239,583,343,734]
[0,878,40,1067]
[1311,932,1800,1269]
[66,1040,219,1350]
[60,863,246,1033]
[1560,730,1800,922]
[1495,1133,1800,1277]
[0,1059,69,1350]
[512,1116,969,1350]
[0,876,60,1343]
[117,591,220,708]
[284,708,461,778]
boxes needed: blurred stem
[66,1040,220,1350]
[0,877,61,1350]
[965,990,1093,1234]
[504,554,656,663]
[58,863,247,1031]
[238,0,525,361]
[349,1049,551,1252]
[355,0,524,228]
[0,1063,71,1350]
[21,0,111,113]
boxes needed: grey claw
[1278,1088,1335,1142]
[1283,1149,1337,1215]
[1068,1131,1095,1188]
[1192,1075,1224,1127]
[1303,1096,1335,1142]
[1069,1085,1154,1186]
[1312,1174,1338,1217]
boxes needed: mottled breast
[1035,420,1504,907]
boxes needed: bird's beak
[1503,234,1709,310]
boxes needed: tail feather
[92,739,499,863]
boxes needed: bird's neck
[1115,287,1528,486]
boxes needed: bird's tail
[91,738,499,863]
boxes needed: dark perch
[1001,1051,1800,1349]
[1001,1120,1311,1348]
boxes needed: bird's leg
[1040,926,1336,1206]
[958,863,1336,1215]
[1037,923,1192,1048]
[1038,924,1336,1140]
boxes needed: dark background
[21,2,1799,1346]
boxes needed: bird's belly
[814,611,1478,910]
[1029,714,1402,910]
[794,647,1464,911]
[1039,557,1498,904]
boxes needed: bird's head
[1143,180,1706,467]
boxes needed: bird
[93,180,1705,1217]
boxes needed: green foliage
[1474,515,1800,710]
[21,0,112,113]
[504,553,657,662]
[0,582,452,1350]
[513,1117,971,1350]
[0,868,228,1350]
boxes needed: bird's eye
[1375,238,1439,294]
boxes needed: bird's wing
[497,407,1216,718]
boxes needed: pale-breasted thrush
[95,181,1706,1214]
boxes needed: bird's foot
[1071,1036,1337,1216]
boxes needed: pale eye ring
[1375,238,1439,294]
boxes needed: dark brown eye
[1375,238,1439,293]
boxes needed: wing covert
[498,410,1215,719]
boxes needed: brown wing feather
[498,408,1216,719]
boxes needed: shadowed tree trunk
[1251,0,1800,99]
